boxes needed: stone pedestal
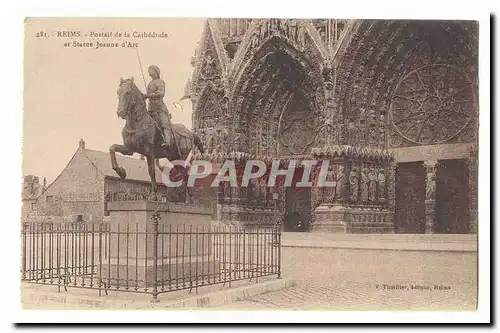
[100,200,220,288]
[312,204,394,233]
[425,200,436,234]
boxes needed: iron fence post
[273,191,282,279]
[277,219,282,279]
[150,210,161,303]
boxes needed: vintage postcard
[17,15,486,322]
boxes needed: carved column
[424,160,437,234]
[311,165,322,209]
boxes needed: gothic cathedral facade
[185,19,478,234]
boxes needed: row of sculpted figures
[217,175,275,208]
[317,162,389,207]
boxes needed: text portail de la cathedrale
[88,31,169,38]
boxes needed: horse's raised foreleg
[109,144,130,179]
[146,155,158,201]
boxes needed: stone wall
[36,148,105,220]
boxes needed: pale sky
[23,18,205,183]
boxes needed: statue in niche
[360,166,369,204]
[201,53,218,80]
[358,108,366,143]
[232,132,240,151]
[251,33,259,48]
[324,167,336,203]
[226,181,234,202]
[368,109,377,144]
[207,133,215,154]
[320,29,326,44]
[214,129,222,153]
[259,23,266,42]
[349,166,359,203]
[224,129,231,152]
[259,176,268,204]
[335,165,345,202]
[368,167,377,203]
[349,120,359,146]
[273,19,279,34]
[291,20,298,41]
[298,25,305,46]
[283,20,290,38]
[377,168,386,202]
[379,113,386,146]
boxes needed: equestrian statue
[110,65,204,200]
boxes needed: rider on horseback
[143,65,171,149]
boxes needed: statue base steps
[99,257,221,289]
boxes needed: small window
[76,214,83,222]
[46,196,54,203]
[30,202,36,211]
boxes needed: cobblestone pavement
[216,247,477,310]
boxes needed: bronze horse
[110,77,204,199]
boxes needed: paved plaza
[216,246,477,310]
[21,234,478,311]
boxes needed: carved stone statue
[207,133,215,154]
[270,19,278,34]
[359,108,366,143]
[214,129,222,153]
[201,54,217,79]
[368,109,377,144]
[349,166,359,203]
[335,165,345,201]
[426,171,436,200]
[224,181,231,201]
[221,128,228,153]
[377,168,386,202]
[259,23,266,41]
[379,113,386,146]
[349,121,359,146]
[324,168,336,203]
[298,25,305,45]
[368,167,377,203]
[251,34,259,48]
[360,167,369,203]
[259,176,268,202]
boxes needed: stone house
[26,139,169,223]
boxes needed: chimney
[42,177,47,191]
[79,138,85,149]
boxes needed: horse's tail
[193,134,204,154]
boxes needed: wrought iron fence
[21,221,282,302]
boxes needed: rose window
[390,64,476,144]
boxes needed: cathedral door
[435,159,470,233]
[284,187,311,232]
[395,162,426,233]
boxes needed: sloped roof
[82,148,164,183]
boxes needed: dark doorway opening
[395,162,426,233]
[436,159,470,233]
[284,187,311,232]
